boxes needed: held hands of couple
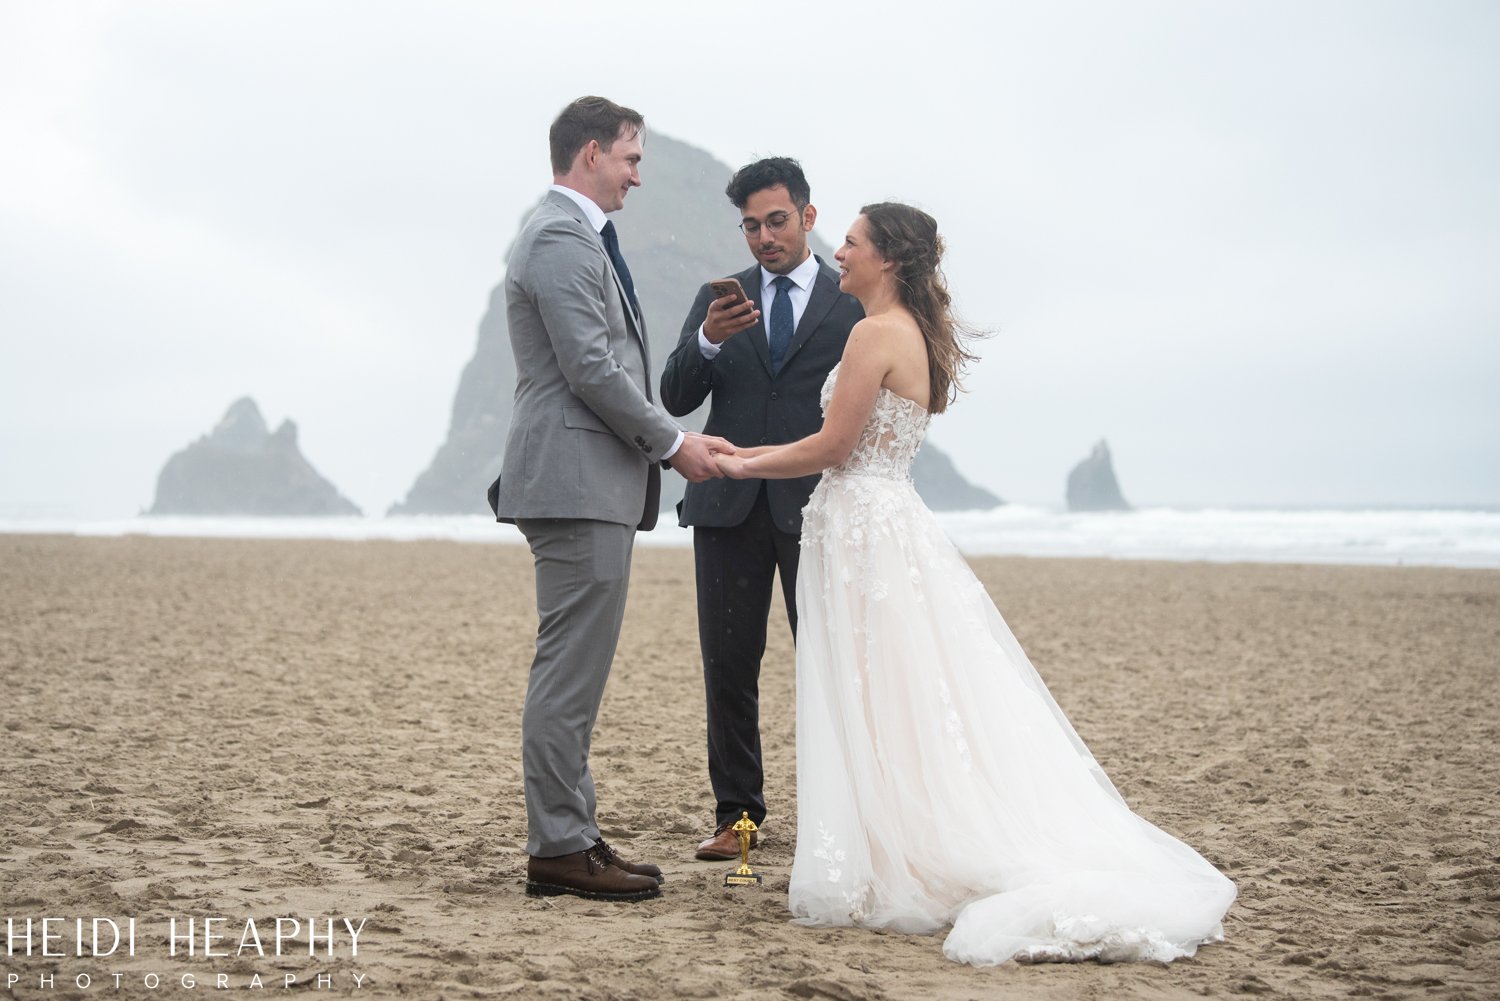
[703,291,760,344]
[669,432,738,482]
[713,452,752,479]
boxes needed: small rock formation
[149,398,361,516]
[1066,439,1131,512]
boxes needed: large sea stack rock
[912,447,1003,511]
[149,398,360,516]
[1066,439,1132,512]
[390,132,1000,516]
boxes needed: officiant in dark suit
[660,158,862,861]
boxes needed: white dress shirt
[697,250,821,359]
[546,184,682,460]
[549,183,607,232]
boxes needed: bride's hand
[714,452,750,479]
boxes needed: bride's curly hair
[860,202,982,415]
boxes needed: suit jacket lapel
[781,256,839,370]
[605,254,645,345]
[743,263,773,377]
[601,240,649,359]
[635,303,654,401]
[545,191,649,357]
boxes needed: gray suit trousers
[516,517,635,857]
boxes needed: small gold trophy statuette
[723,810,763,887]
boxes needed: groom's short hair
[550,96,645,175]
[725,157,811,211]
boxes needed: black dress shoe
[526,845,661,901]
[594,837,665,884]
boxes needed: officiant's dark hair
[860,202,981,415]
[550,96,645,175]
[726,157,810,210]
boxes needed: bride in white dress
[713,202,1236,965]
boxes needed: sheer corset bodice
[818,363,930,483]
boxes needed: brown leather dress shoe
[594,837,665,884]
[695,822,760,861]
[526,845,661,901]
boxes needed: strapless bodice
[818,363,931,482]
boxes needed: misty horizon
[2,1,1497,519]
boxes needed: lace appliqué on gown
[801,367,933,609]
[788,364,1236,965]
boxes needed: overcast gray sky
[2,0,1497,518]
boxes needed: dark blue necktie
[769,275,794,373]
[599,219,639,316]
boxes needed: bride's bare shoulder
[851,311,917,334]
[843,313,928,405]
[847,312,921,353]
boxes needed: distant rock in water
[390,131,1000,516]
[1066,439,1131,512]
[149,398,360,516]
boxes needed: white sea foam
[935,505,1500,568]
[3,507,1498,568]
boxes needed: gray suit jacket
[660,257,862,533]
[491,191,681,530]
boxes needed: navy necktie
[769,275,794,373]
[599,220,639,316]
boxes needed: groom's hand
[689,432,736,454]
[669,433,735,482]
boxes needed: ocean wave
[3,507,1498,568]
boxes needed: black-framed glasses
[739,209,802,238]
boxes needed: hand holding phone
[705,277,759,344]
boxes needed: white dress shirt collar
[549,183,608,234]
[760,251,820,295]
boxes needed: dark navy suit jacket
[660,255,862,534]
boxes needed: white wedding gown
[788,365,1237,964]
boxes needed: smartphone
[709,278,747,306]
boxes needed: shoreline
[5,506,1500,570]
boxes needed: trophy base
[724,871,763,887]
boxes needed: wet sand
[2,534,1497,1000]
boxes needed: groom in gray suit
[492,96,731,902]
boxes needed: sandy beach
[2,533,1497,1000]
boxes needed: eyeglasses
[739,209,801,238]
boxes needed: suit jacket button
[759,436,768,444]
[770,392,780,400]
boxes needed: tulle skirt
[788,471,1237,964]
